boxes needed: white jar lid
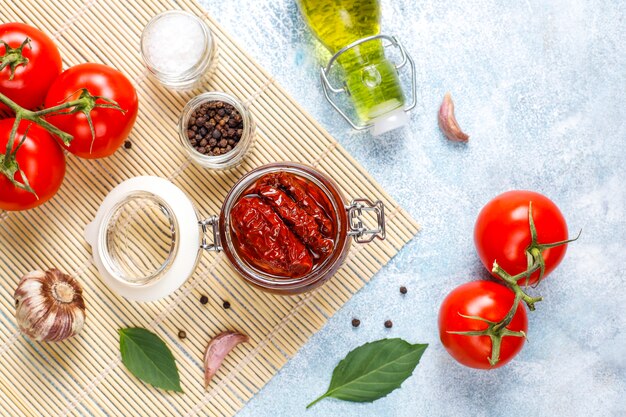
[85,176,201,301]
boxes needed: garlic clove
[14,269,86,342]
[203,331,249,388]
[438,92,469,142]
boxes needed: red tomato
[44,63,138,159]
[0,23,62,110]
[474,190,569,285]
[439,281,527,369]
[0,119,65,211]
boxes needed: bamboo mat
[0,0,420,416]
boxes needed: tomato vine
[0,87,123,196]
[448,201,581,367]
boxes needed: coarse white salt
[142,11,207,75]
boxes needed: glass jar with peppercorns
[178,92,255,169]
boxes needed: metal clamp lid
[200,215,222,251]
[320,34,417,131]
[347,199,386,243]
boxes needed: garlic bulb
[14,269,86,342]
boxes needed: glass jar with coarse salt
[140,10,217,90]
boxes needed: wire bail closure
[200,216,222,251]
[320,34,417,131]
[347,199,386,243]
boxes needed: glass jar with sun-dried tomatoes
[215,162,386,294]
[86,162,385,300]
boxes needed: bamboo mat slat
[0,0,420,416]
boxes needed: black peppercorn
[384,320,393,329]
[222,301,231,309]
[400,286,407,294]
[200,295,208,304]
[178,330,186,339]
[124,140,132,149]
[351,318,360,328]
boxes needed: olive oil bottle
[298,0,408,134]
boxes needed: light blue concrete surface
[198,1,626,416]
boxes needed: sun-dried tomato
[231,171,338,278]
[257,184,334,259]
[230,196,313,277]
[258,172,335,237]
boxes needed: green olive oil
[298,0,405,125]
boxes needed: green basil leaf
[307,338,427,408]
[119,327,183,393]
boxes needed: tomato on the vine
[0,119,66,211]
[44,63,138,159]
[0,23,62,111]
[474,190,570,286]
[439,280,527,369]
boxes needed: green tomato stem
[521,201,582,286]
[448,295,527,367]
[0,38,30,81]
[492,261,543,311]
[0,91,78,145]
[0,91,80,196]
[0,86,125,196]
[33,100,85,117]
[3,113,20,158]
